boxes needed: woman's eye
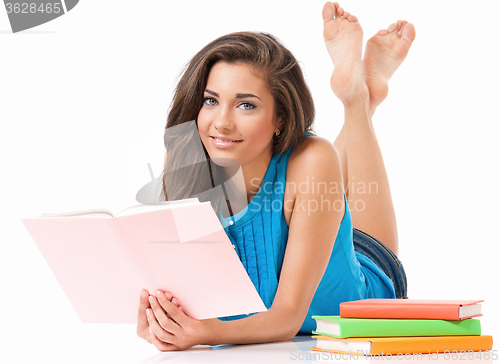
[203,97,217,106]
[238,102,256,110]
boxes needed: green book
[311,315,481,338]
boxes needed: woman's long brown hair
[160,31,315,215]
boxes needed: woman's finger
[148,296,182,337]
[155,290,188,328]
[137,289,150,338]
[147,307,177,344]
[149,330,179,351]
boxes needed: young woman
[136,2,415,351]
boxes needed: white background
[1,0,499,363]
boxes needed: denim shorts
[352,227,408,299]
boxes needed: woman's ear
[275,117,284,130]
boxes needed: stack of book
[310,299,493,356]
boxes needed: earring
[275,129,281,136]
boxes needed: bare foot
[363,20,416,112]
[322,2,368,106]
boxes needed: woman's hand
[136,289,184,345]
[146,290,210,351]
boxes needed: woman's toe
[401,22,416,42]
[387,22,398,33]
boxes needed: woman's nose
[213,107,235,131]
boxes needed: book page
[116,197,201,216]
[460,303,482,318]
[38,198,202,218]
[21,216,140,323]
[40,209,114,218]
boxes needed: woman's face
[197,62,282,171]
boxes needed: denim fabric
[352,227,408,299]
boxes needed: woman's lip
[210,136,243,149]
[210,135,242,142]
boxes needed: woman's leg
[323,2,415,256]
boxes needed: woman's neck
[241,151,273,203]
[220,150,273,218]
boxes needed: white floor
[3,327,496,364]
[140,335,498,364]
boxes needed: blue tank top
[220,139,395,333]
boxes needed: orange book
[311,335,494,355]
[339,299,483,320]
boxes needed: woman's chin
[210,157,241,168]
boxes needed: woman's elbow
[269,300,310,341]
[280,318,305,341]
[283,326,301,341]
[278,312,306,341]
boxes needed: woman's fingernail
[141,290,147,298]
[146,308,151,317]
[156,290,163,297]
[148,296,154,304]
[172,298,177,305]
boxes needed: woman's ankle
[342,87,371,113]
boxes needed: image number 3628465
[3,0,79,33]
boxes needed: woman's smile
[210,135,243,149]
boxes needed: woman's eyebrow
[204,89,219,97]
[236,93,261,100]
[204,89,261,100]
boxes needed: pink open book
[21,199,267,323]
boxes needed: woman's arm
[142,137,345,349]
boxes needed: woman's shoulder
[287,134,341,175]
[282,134,344,226]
